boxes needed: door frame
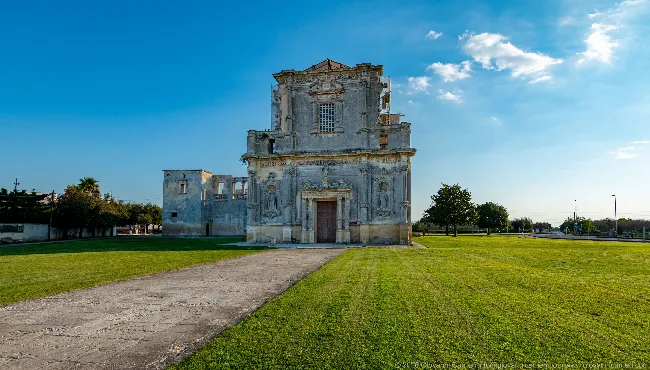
[316,200,337,243]
[300,189,352,244]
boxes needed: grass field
[174,236,650,368]
[0,237,263,306]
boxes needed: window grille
[319,103,335,132]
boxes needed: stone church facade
[163,59,415,244]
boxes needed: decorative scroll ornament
[308,77,344,95]
[301,179,352,190]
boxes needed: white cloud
[529,75,552,84]
[491,116,499,122]
[613,146,640,159]
[630,140,650,144]
[427,61,472,82]
[590,0,646,19]
[437,89,462,103]
[408,100,419,106]
[577,23,620,65]
[426,30,443,40]
[407,76,431,94]
[459,32,562,82]
[577,0,647,65]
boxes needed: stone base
[282,226,292,243]
[336,229,351,244]
[301,230,315,243]
[351,223,411,245]
[247,223,411,245]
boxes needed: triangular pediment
[303,59,351,72]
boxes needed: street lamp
[612,194,617,238]
[574,199,578,235]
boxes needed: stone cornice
[242,148,416,162]
[273,63,383,83]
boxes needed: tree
[559,217,597,235]
[0,187,50,224]
[476,202,509,235]
[510,217,533,233]
[78,177,100,198]
[423,183,477,237]
[145,203,162,231]
[533,222,551,232]
[54,185,96,238]
[413,219,434,235]
[53,178,122,239]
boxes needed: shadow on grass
[0,237,270,257]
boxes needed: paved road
[0,249,344,370]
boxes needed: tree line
[0,177,162,239]
[416,183,649,236]
[558,217,650,235]
[418,183,510,237]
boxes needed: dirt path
[0,249,344,370]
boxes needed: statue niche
[263,175,281,218]
[376,180,392,217]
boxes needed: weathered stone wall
[162,170,206,237]
[162,171,248,237]
[23,224,49,242]
[0,224,116,242]
[245,152,413,244]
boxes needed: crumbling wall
[162,170,207,237]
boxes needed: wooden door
[317,201,337,243]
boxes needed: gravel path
[0,249,344,370]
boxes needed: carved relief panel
[374,168,394,217]
[262,173,281,219]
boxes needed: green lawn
[0,237,265,306]
[174,236,650,369]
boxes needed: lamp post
[574,199,578,235]
[612,194,617,238]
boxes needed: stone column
[311,100,318,132]
[402,160,409,223]
[344,197,350,231]
[286,84,293,132]
[301,197,307,232]
[337,196,343,230]
[280,84,288,132]
[308,198,315,243]
[335,99,344,132]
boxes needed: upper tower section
[244,59,414,158]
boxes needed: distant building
[163,59,416,244]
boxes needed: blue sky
[1,0,649,225]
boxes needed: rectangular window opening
[180,183,186,194]
[380,134,388,150]
[319,103,335,132]
[268,139,276,154]
[171,212,178,218]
